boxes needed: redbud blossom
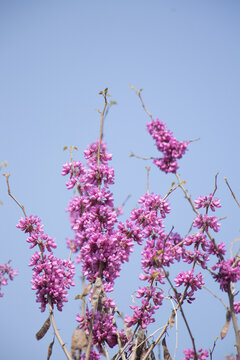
[147,119,189,173]
[0,263,18,297]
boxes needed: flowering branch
[5,175,72,360]
[175,172,240,358]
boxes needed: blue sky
[0,1,240,359]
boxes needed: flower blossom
[147,119,189,173]
[124,192,185,328]
[234,302,240,314]
[195,194,221,212]
[193,214,220,233]
[182,348,209,360]
[0,262,18,297]
[212,257,240,292]
[17,216,74,311]
[30,252,75,312]
[63,141,134,289]
[77,297,118,351]
[175,270,204,303]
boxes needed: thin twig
[129,86,153,121]
[97,88,108,166]
[209,337,218,360]
[4,174,27,217]
[224,177,240,208]
[162,181,185,201]
[188,138,200,143]
[164,269,198,359]
[48,301,72,360]
[115,326,139,360]
[126,324,166,359]
[130,152,153,161]
[146,167,151,194]
[203,286,228,310]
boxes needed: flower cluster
[0,262,18,297]
[194,194,221,212]
[212,258,240,292]
[193,214,220,233]
[62,141,133,290]
[182,348,209,360]
[17,216,75,311]
[174,270,204,303]
[123,193,186,328]
[147,119,189,173]
[77,297,118,351]
[125,286,164,329]
[17,215,57,251]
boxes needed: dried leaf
[162,338,172,360]
[71,327,88,360]
[35,317,51,340]
[47,339,54,360]
[169,310,176,328]
[221,310,231,339]
[63,146,68,151]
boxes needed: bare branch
[224,177,240,208]
[203,286,228,310]
[4,174,27,217]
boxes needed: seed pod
[162,338,172,360]
[221,310,231,339]
[47,339,54,360]
[35,317,51,340]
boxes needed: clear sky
[0,0,240,359]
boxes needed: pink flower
[193,214,220,233]
[212,258,240,292]
[234,302,240,314]
[0,262,18,298]
[182,348,209,359]
[175,270,204,303]
[195,194,221,212]
[147,119,189,173]
[30,252,75,312]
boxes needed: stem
[203,286,228,310]
[48,301,72,360]
[4,174,27,217]
[228,285,240,357]
[146,167,150,194]
[97,90,108,166]
[164,269,198,360]
[224,177,240,208]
